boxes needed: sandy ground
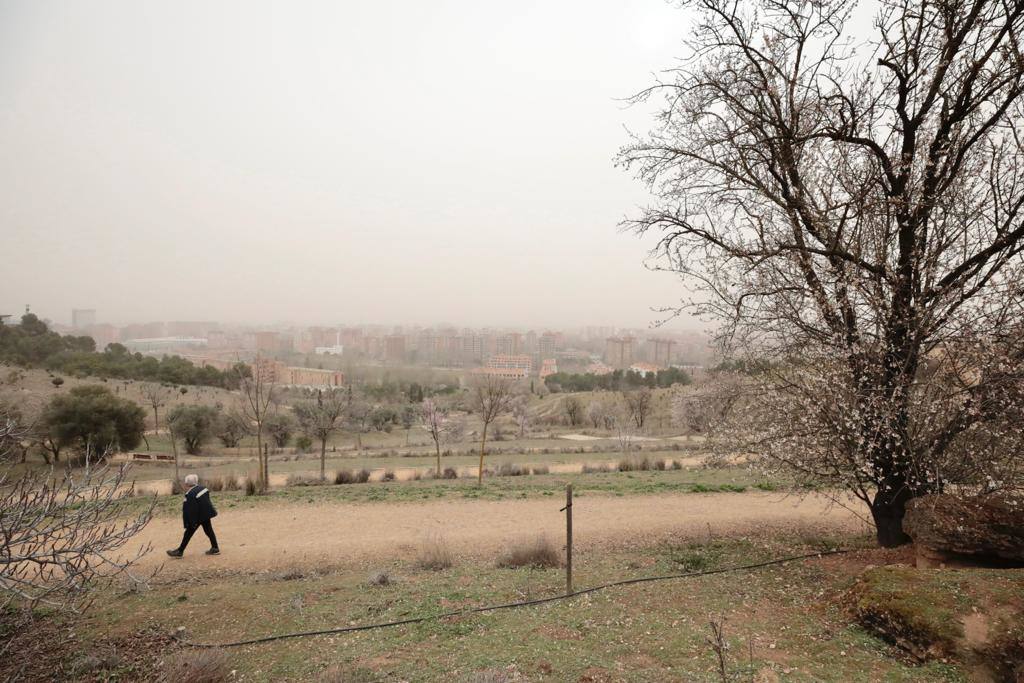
[127,492,869,576]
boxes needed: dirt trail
[128,492,868,576]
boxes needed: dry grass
[381,469,396,482]
[222,473,241,490]
[530,464,549,475]
[582,463,612,474]
[244,477,257,496]
[497,535,562,569]
[205,476,224,491]
[287,473,326,487]
[158,649,230,683]
[416,534,454,570]
[618,457,651,472]
[441,467,459,479]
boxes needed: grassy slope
[71,535,964,682]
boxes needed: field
[9,455,981,682]
[3,370,993,681]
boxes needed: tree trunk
[262,442,269,490]
[477,423,488,487]
[435,440,442,477]
[870,488,913,547]
[170,431,179,485]
[320,437,327,481]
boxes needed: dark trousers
[178,519,218,552]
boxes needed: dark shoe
[205,548,220,555]
[166,549,183,558]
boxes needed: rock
[904,494,1024,566]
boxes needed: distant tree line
[0,313,249,389]
[544,367,691,392]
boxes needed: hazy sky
[1,0,701,330]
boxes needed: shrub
[295,435,313,453]
[442,467,459,480]
[158,649,230,683]
[496,463,525,477]
[222,473,240,491]
[171,479,186,495]
[367,570,393,587]
[582,463,611,474]
[334,469,354,485]
[244,477,257,496]
[355,468,371,483]
[287,474,323,487]
[653,459,667,471]
[497,536,561,569]
[670,459,683,470]
[618,457,650,472]
[530,464,549,475]
[381,469,396,482]
[416,534,453,570]
[205,476,224,492]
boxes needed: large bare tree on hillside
[468,374,515,486]
[620,0,1024,545]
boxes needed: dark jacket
[182,485,218,528]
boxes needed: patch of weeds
[497,536,561,569]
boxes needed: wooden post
[565,483,573,595]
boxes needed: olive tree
[40,385,146,461]
[620,0,1024,545]
[166,404,220,455]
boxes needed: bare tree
[0,466,153,654]
[345,396,370,453]
[140,384,170,435]
[511,395,531,437]
[468,374,515,485]
[623,389,653,431]
[0,404,153,657]
[239,360,275,492]
[295,389,346,481]
[420,398,463,474]
[562,395,583,427]
[610,401,637,457]
[214,408,249,450]
[619,0,1024,546]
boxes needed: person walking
[167,474,220,557]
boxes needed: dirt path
[128,492,868,576]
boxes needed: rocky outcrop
[904,494,1024,567]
